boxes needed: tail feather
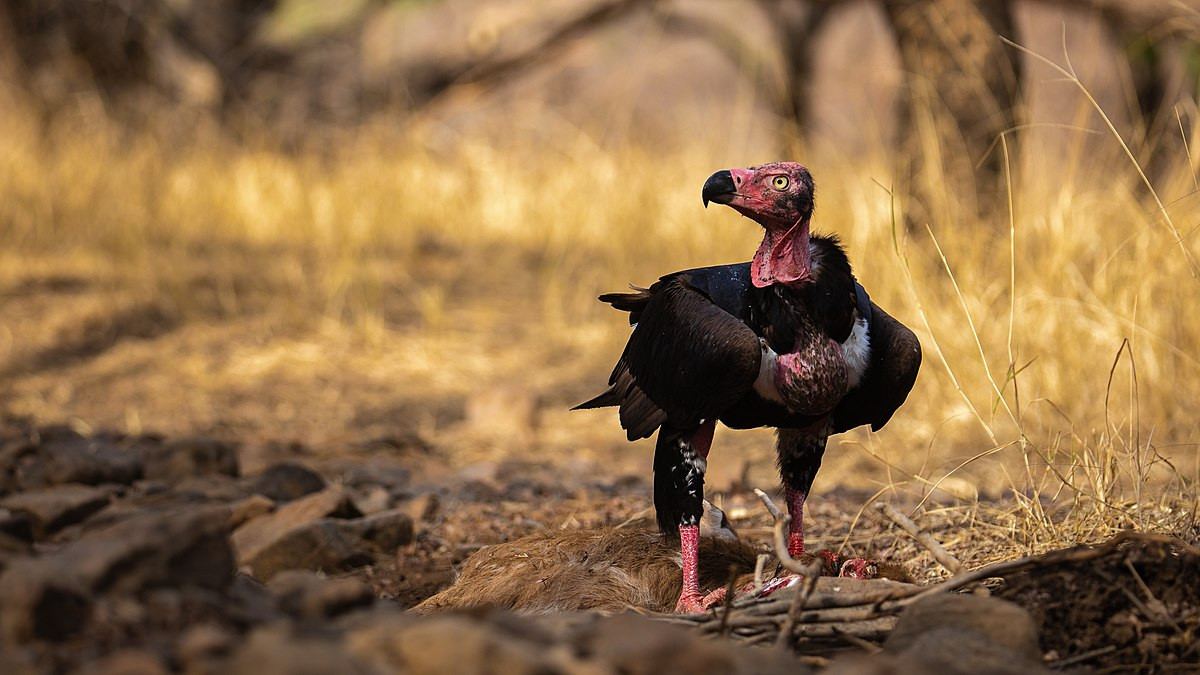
[598,285,652,325]
[570,388,620,410]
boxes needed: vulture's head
[702,162,816,288]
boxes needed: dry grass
[1,55,1198,564]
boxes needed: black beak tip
[701,169,736,208]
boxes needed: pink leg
[785,487,806,557]
[674,524,726,613]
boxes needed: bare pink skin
[786,486,807,557]
[749,486,878,599]
[675,524,728,612]
[839,557,879,580]
[775,339,848,416]
[752,217,812,288]
[720,165,814,289]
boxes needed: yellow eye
[772,175,789,190]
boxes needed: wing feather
[594,277,761,440]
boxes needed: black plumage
[575,162,921,611]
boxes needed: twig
[880,502,963,575]
[718,564,740,636]
[773,515,824,648]
[752,553,770,595]
[1048,644,1118,670]
[754,488,784,521]
[658,530,1199,653]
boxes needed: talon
[818,549,841,575]
[674,587,727,613]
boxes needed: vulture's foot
[674,587,727,613]
[757,551,879,598]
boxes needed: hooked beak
[701,170,736,208]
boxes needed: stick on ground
[880,502,963,575]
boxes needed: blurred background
[1,0,1198,534]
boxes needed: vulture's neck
[751,217,812,289]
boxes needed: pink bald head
[701,162,817,288]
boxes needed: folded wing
[574,276,762,440]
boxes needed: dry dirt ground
[1,416,1198,673]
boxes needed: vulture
[575,162,922,612]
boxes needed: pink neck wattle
[751,217,812,288]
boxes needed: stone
[268,570,374,619]
[827,593,1049,675]
[884,593,1043,661]
[177,623,238,671]
[346,613,553,675]
[229,495,275,529]
[77,649,168,675]
[1,484,114,538]
[247,463,326,502]
[9,430,143,488]
[241,519,372,581]
[231,488,360,571]
[144,437,239,483]
[0,505,233,642]
[349,486,392,515]
[225,625,375,675]
[339,509,414,554]
[399,493,439,525]
[582,612,805,675]
[0,509,34,542]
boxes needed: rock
[884,593,1043,662]
[224,575,283,626]
[345,613,553,675]
[144,437,239,483]
[173,475,249,501]
[582,612,805,675]
[231,488,361,576]
[0,648,38,675]
[76,649,168,675]
[827,593,1049,675]
[349,486,392,515]
[0,509,34,542]
[0,505,233,642]
[339,509,414,554]
[226,625,375,675]
[229,495,275,529]
[342,609,807,675]
[247,463,326,502]
[1,484,114,538]
[0,569,90,642]
[177,623,238,671]
[8,429,143,489]
[399,493,439,525]
[268,570,374,619]
[240,519,372,581]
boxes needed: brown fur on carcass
[411,527,761,614]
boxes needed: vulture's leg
[653,419,724,613]
[772,421,878,583]
[756,422,838,596]
[777,422,831,557]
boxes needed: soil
[999,536,1200,671]
[0,415,1198,672]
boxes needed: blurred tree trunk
[878,0,1023,224]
